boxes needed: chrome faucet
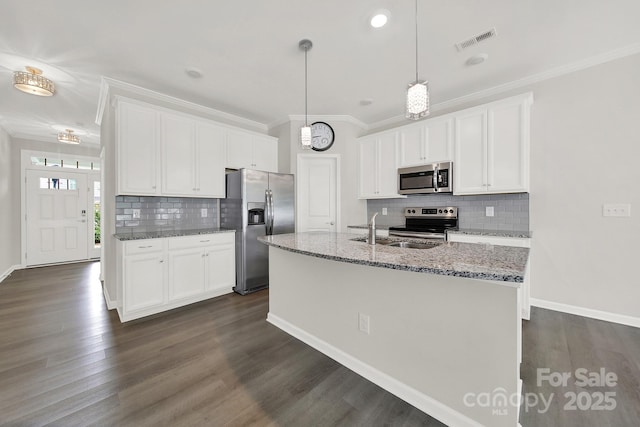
[368,212,379,245]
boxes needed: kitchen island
[260,232,529,427]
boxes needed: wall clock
[310,121,335,151]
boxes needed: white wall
[527,53,640,319]
[274,118,367,231]
[0,127,18,278]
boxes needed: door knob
[326,221,334,225]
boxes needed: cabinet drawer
[168,232,235,250]
[125,239,164,255]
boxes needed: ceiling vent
[455,28,497,51]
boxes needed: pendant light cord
[414,0,419,82]
[304,48,308,127]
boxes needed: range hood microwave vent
[455,27,497,51]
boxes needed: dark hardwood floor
[0,262,638,426]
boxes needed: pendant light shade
[299,39,313,150]
[405,0,429,120]
[13,66,55,97]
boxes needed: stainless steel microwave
[398,161,453,194]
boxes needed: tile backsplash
[115,196,219,233]
[367,193,529,231]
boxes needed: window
[39,177,77,190]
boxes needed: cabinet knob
[152,185,157,189]
[159,260,164,263]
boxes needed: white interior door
[296,155,339,232]
[88,173,101,259]
[26,170,89,266]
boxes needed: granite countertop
[448,229,532,239]
[114,228,235,241]
[259,232,529,285]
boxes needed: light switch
[603,204,631,217]
[382,208,388,215]
[486,206,494,217]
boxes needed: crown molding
[366,42,640,132]
[273,114,369,130]
[95,77,269,132]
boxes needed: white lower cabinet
[447,233,531,320]
[117,232,235,322]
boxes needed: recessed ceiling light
[466,53,489,66]
[185,67,203,78]
[370,10,390,28]
[360,98,374,106]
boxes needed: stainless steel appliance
[220,169,295,295]
[398,161,453,194]
[388,207,458,240]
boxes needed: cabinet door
[196,122,226,197]
[425,117,453,163]
[226,130,253,169]
[358,138,378,198]
[161,112,196,196]
[205,244,236,292]
[167,247,205,302]
[488,100,529,193]
[253,136,278,172]
[398,124,425,167]
[377,132,400,197]
[124,253,165,312]
[117,102,159,195]
[454,109,488,194]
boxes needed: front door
[26,169,89,266]
[296,154,339,232]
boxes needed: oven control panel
[404,207,457,218]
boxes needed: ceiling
[1,0,639,145]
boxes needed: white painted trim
[530,298,640,329]
[0,265,22,284]
[280,114,368,130]
[367,43,640,132]
[96,77,269,132]
[103,282,116,310]
[267,313,483,427]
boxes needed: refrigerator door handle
[268,190,275,235]
[264,189,271,235]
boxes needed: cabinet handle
[152,185,157,189]
[200,240,210,243]
[193,187,197,191]
[159,260,164,263]
[138,245,152,248]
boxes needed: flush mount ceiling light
[13,66,55,96]
[466,53,489,66]
[185,67,203,78]
[405,0,429,120]
[299,39,313,150]
[57,129,81,144]
[370,10,390,28]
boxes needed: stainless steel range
[388,207,458,240]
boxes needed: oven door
[398,165,436,194]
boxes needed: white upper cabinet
[116,101,161,195]
[454,93,532,195]
[358,131,403,199]
[161,113,226,198]
[398,117,453,167]
[116,98,275,197]
[227,130,278,172]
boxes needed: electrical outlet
[132,209,140,219]
[382,208,388,215]
[486,206,494,217]
[201,208,208,218]
[358,313,370,335]
[603,204,631,217]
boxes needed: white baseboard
[103,284,116,310]
[530,298,640,328]
[267,313,483,427]
[0,265,22,284]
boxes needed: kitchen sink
[350,236,441,249]
[386,241,440,249]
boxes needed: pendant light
[13,66,55,97]
[299,39,313,150]
[405,0,429,120]
[57,129,81,144]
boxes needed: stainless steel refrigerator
[220,169,295,295]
